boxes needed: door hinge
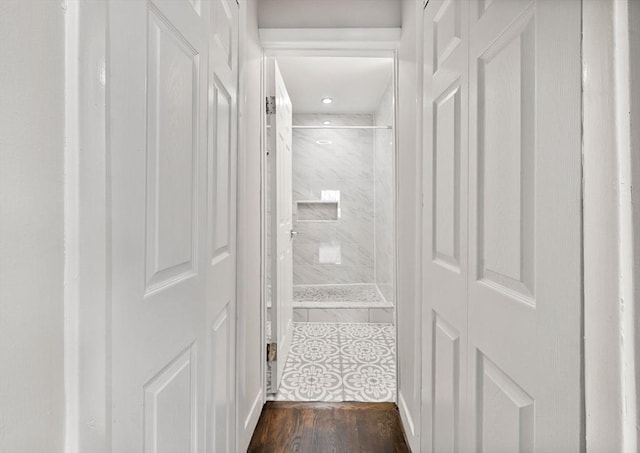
[267,342,277,362]
[266,96,276,115]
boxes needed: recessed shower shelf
[296,200,339,222]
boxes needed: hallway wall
[0,1,66,451]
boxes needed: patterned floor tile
[340,337,394,364]
[274,360,343,402]
[270,322,396,403]
[338,322,390,344]
[294,322,340,340]
[342,362,397,402]
[289,336,341,363]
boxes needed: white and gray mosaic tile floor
[269,322,396,403]
[293,284,392,308]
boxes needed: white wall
[395,0,422,450]
[257,0,401,29]
[291,114,376,285]
[236,0,264,450]
[0,1,66,451]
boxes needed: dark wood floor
[247,401,411,453]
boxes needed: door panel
[422,0,469,450]
[422,0,582,451]
[145,5,200,292]
[475,5,535,302]
[476,352,534,453]
[468,0,582,450]
[207,0,238,451]
[109,0,208,450]
[108,0,238,450]
[432,315,461,453]
[268,58,294,391]
[210,79,232,262]
[144,345,198,452]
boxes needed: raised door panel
[144,346,197,453]
[212,0,233,69]
[433,0,461,73]
[476,353,534,453]
[432,314,460,453]
[433,80,462,271]
[476,8,535,303]
[146,7,200,293]
[210,0,236,88]
[210,80,232,263]
[468,0,582,450]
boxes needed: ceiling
[275,56,393,114]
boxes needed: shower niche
[296,200,339,222]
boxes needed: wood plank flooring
[247,401,411,453]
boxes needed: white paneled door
[109,0,238,451]
[422,0,582,451]
[422,0,469,450]
[207,0,238,451]
[267,58,294,391]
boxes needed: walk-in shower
[290,104,395,323]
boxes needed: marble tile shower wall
[374,80,395,304]
[292,114,376,285]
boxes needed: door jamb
[65,2,110,452]
[258,30,401,402]
[582,0,639,450]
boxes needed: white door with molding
[422,0,583,451]
[109,0,238,450]
[421,0,470,450]
[207,0,238,451]
[267,58,295,391]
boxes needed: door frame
[582,0,639,450]
[258,28,401,401]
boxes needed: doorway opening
[261,52,398,403]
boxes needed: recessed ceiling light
[321,98,333,104]
[316,140,332,145]
[323,120,331,125]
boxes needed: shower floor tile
[293,284,392,308]
[269,322,396,403]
